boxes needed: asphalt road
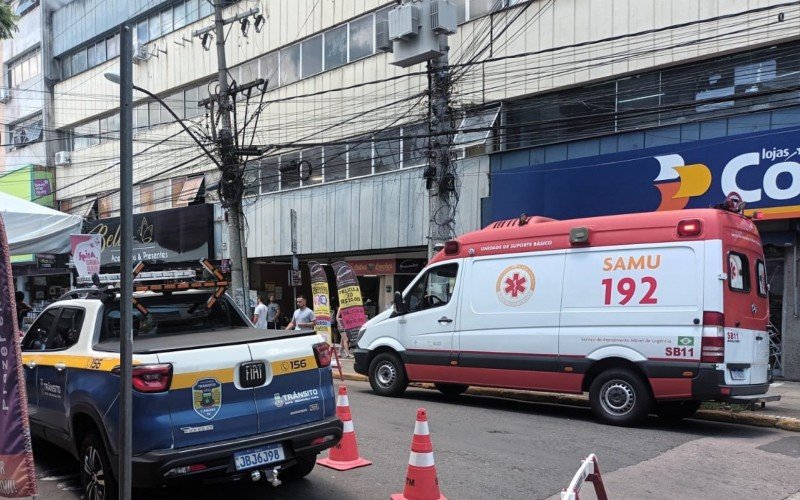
[34,380,800,499]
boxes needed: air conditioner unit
[55,150,71,166]
[389,4,420,41]
[376,18,393,53]
[431,0,457,35]
[0,87,10,104]
[132,44,150,64]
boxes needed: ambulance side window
[728,252,750,293]
[407,264,459,313]
[756,260,768,297]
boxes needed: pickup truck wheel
[589,368,652,427]
[655,400,702,422]
[279,454,316,481]
[80,431,118,500]
[435,383,469,398]
[368,352,408,397]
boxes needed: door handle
[756,336,764,341]
[25,361,36,369]
[54,363,67,372]
[438,316,453,325]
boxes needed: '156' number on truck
[602,277,658,305]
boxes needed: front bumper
[130,416,343,487]
[353,348,370,376]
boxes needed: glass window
[184,86,200,118]
[238,59,258,85]
[302,35,323,78]
[149,101,163,126]
[280,44,301,86]
[243,161,260,197]
[174,1,186,29]
[87,43,98,67]
[71,49,87,74]
[756,260,768,297]
[617,73,660,131]
[199,0,213,18]
[324,144,347,181]
[403,124,428,167]
[185,0,199,24]
[99,117,108,142]
[469,0,500,20]
[149,13,162,40]
[348,137,372,178]
[260,51,279,90]
[161,8,173,34]
[164,92,184,120]
[280,151,301,190]
[95,40,107,63]
[324,25,347,70]
[108,113,120,140]
[260,156,279,193]
[49,308,85,350]
[302,147,323,185]
[406,264,459,313]
[22,308,58,351]
[134,104,149,131]
[452,0,466,23]
[107,34,120,59]
[136,20,149,45]
[348,15,374,61]
[729,252,751,292]
[374,129,401,173]
[62,56,72,79]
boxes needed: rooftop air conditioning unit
[430,0,457,35]
[132,44,150,64]
[376,18,393,52]
[55,150,71,166]
[389,4,420,41]
[0,87,10,103]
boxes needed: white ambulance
[353,199,778,426]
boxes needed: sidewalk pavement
[331,356,800,432]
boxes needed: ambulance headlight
[356,327,367,344]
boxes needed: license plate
[730,369,746,381]
[239,361,267,388]
[233,444,285,471]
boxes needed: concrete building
[48,0,800,378]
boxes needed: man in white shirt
[286,295,316,331]
[252,296,269,329]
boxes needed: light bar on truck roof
[77,269,197,285]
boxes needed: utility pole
[213,0,248,316]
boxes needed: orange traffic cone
[391,408,447,500]
[317,386,372,471]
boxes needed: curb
[334,371,800,432]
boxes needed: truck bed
[94,327,316,354]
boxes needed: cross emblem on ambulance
[504,273,527,298]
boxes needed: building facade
[46,0,800,376]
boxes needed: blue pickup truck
[20,288,342,498]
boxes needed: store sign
[396,259,426,274]
[35,254,56,269]
[69,235,103,278]
[85,205,211,266]
[490,126,800,222]
[348,259,397,276]
[32,179,51,197]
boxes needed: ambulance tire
[589,368,653,426]
[279,454,317,481]
[655,400,702,422]
[368,352,408,397]
[79,430,118,500]
[435,383,469,398]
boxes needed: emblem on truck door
[192,378,222,420]
[496,264,536,307]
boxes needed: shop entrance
[358,276,380,319]
[765,245,786,377]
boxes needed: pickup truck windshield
[101,293,248,342]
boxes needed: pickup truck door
[35,307,85,438]
[21,308,61,421]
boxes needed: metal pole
[118,23,134,500]
[213,0,249,317]
[427,41,454,258]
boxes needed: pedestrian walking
[16,290,32,332]
[252,295,269,329]
[266,293,281,329]
[286,295,316,331]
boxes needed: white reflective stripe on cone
[342,420,354,433]
[413,420,430,436]
[408,451,435,467]
[337,395,350,407]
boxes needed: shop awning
[175,176,204,206]
[0,191,83,255]
[454,106,501,147]
[67,197,97,218]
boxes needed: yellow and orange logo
[653,154,712,211]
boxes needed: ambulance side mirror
[393,291,407,316]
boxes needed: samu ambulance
[353,196,779,426]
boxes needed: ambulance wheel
[279,454,316,481]
[655,400,702,422]
[435,383,469,398]
[80,430,118,500]
[368,352,408,397]
[589,368,652,426]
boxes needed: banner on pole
[308,262,332,343]
[332,261,367,332]
[0,214,38,498]
[70,234,103,278]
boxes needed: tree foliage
[0,3,19,40]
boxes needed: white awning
[454,106,501,147]
[175,176,204,206]
[0,191,84,255]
